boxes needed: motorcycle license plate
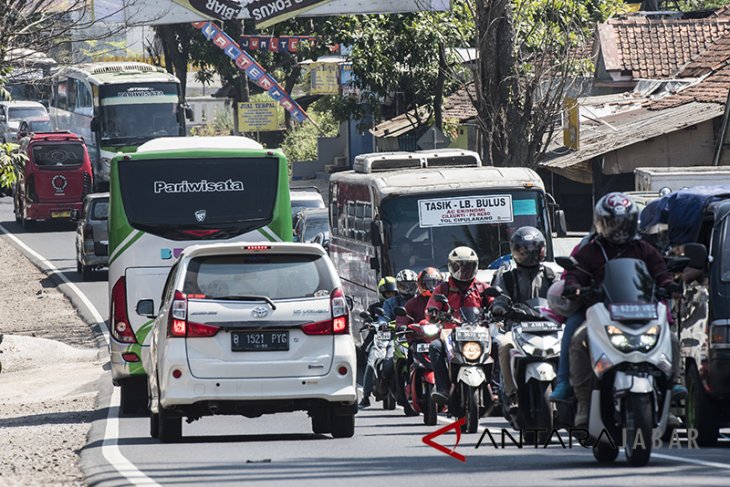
[455,330,488,341]
[416,343,430,353]
[376,331,392,340]
[520,321,560,333]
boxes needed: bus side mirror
[369,256,380,271]
[555,209,567,238]
[90,117,100,131]
[0,114,6,123]
[184,103,194,121]
[370,220,383,246]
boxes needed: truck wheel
[158,407,182,443]
[330,414,355,438]
[81,263,93,281]
[120,378,149,415]
[686,364,719,447]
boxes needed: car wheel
[158,406,182,443]
[120,377,149,415]
[311,412,331,434]
[81,263,93,281]
[150,411,160,439]
[76,259,82,274]
[686,364,719,447]
[330,413,355,439]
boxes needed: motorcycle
[359,310,397,410]
[390,309,419,417]
[556,256,677,467]
[489,290,563,443]
[401,315,443,425]
[432,294,494,433]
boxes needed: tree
[468,0,622,167]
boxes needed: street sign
[416,126,450,150]
[119,0,450,25]
[238,101,280,132]
[310,62,339,95]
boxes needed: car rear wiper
[215,295,277,310]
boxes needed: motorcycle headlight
[606,325,660,353]
[461,341,482,361]
[422,324,440,336]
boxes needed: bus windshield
[380,190,548,272]
[118,157,279,240]
[99,83,181,144]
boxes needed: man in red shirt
[396,267,443,327]
[427,247,493,405]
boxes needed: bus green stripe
[109,231,144,265]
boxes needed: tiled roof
[442,84,477,121]
[599,17,730,79]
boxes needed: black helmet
[510,226,546,267]
[378,276,398,300]
[594,192,639,245]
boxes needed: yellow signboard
[238,102,279,132]
[310,63,339,95]
[563,97,580,151]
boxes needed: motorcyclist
[552,192,680,426]
[380,269,418,323]
[427,246,493,405]
[492,227,557,413]
[396,267,443,327]
[360,276,397,408]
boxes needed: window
[76,82,93,114]
[67,79,77,112]
[55,80,67,110]
[183,254,335,301]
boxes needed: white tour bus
[49,62,190,189]
[328,149,567,341]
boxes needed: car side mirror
[345,295,354,311]
[554,209,567,238]
[370,220,383,247]
[18,131,27,138]
[359,310,372,320]
[434,294,449,305]
[90,117,100,131]
[555,256,576,271]
[135,299,156,319]
[70,209,81,221]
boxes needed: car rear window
[183,253,335,301]
[32,143,85,166]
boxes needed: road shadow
[1,409,94,428]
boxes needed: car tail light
[111,277,137,344]
[301,288,349,335]
[167,290,220,338]
[26,174,37,203]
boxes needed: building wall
[602,120,717,174]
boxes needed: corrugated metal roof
[539,101,724,183]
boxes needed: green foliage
[280,97,339,163]
[674,0,730,9]
[189,107,234,136]
[0,143,26,190]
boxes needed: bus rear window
[118,157,279,240]
[32,143,85,166]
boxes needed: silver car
[75,193,109,280]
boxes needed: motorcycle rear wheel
[624,393,653,467]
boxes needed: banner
[310,62,339,95]
[193,21,308,123]
[240,35,318,53]
[238,102,280,131]
[339,62,356,95]
[246,0,335,29]
[172,0,243,20]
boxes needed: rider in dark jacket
[397,267,443,327]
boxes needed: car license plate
[51,210,71,218]
[416,343,430,353]
[376,331,392,340]
[231,331,289,351]
[455,330,488,341]
[520,321,560,333]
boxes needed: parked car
[74,192,109,280]
[144,242,357,442]
[290,187,325,227]
[0,100,47,143]
[13,131,93,228]
[294,208,330,243]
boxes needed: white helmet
[547,280,579,317]
[395,269,418,297]
[447,246,479,283]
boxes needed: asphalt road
[2,196,730,486]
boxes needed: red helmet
[417,267,442,296]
